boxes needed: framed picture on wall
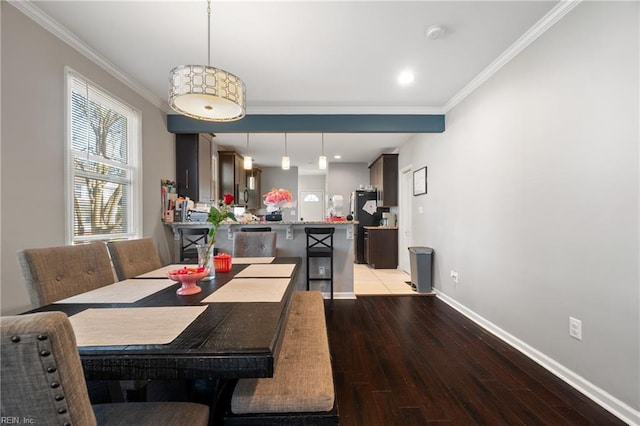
[413,167,427,196]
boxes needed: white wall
[399,1,639,416]
[260,167,299,219]
[1,3,175,314]
[326,162,370,216]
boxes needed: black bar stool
[305,227,335,300]
[241,227,272,232]
[179,228,209,262]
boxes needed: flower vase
[197,244,215,281]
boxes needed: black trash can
[408,247,434,293]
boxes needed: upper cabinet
[369,153,398,206]
[176,134,212,202]
[218,151,247,205]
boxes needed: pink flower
[264,188,292,205]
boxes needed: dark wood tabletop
[25,257,300,381]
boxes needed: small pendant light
[243,133,252,170]
[319,133,327,170]
[282,133,290,170]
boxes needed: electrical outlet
[450,270,459,284]
[319,266,325,276]
[569,317,582,340]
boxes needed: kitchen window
[65,69,141,244]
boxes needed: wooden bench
[224,291,339,425]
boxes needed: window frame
[64,67,142,244]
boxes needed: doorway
[398,166,413,274]
[300,190,325,221]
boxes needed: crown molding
[443,0,583,113]
[9,0,168,113]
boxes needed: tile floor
[353,264,418,295]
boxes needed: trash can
[408,247,433,293]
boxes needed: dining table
[24,257,301,382]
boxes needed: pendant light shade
[248,174,256,190]
[243,133,252,170]
[168,0,246,122]
[319,133,327,170]
[282,134,290,170]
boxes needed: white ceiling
[26,0,558,173]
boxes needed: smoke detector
[425,24,446,40]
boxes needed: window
[66,69,141,244]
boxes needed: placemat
[69,306,207,346]
[201,279,290,303]
[234,263,295,278]
[134,264,189,279]
[233,257,275,264]
[54,279,176,304]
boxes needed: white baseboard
[434,289,640,426]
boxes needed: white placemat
[69,306,207,346]
[54,279,176,304]
[233,257,275,264]
[234,263,295,278]
[201,278,290,303]
[134,264,190,279]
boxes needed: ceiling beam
[167,114,445,134]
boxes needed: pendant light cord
[207,0,211,66]
[321,133,325,155]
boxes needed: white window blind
[67,70,141,243]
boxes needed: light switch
[418,206,423,214]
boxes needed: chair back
[17,243,115,308]
[107,238,162,281]
[179,228,209,262]
[233,232,277,257]
[305,227,335,253]
[1,312,97,425]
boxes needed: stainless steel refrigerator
[351,190,379,263]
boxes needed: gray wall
[1,3,175,314]
[399,2,638,412]
[260,166,299,219]
[326,163,370,216]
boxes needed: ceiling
[26,0,557,173]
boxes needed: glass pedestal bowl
[167,267,209,295]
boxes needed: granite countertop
[363,226,399,230]
[166,221,358,226]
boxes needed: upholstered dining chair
[232,231,277,257]
[1,311,209,425]
[107,238,162,281]
[17,242,115,308]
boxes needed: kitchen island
[165,221,356,298]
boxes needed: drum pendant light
[169,0,246,122]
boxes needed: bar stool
[240,227,272,232]
[305,227,335,300]
[179,228,209,263]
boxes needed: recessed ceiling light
[397,70,415,85]
[334,155,342,159]
[425,24,446,40]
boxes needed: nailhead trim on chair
[9,332,72,424]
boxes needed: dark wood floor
[325,296,624,426]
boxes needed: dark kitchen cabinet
[176,133,212,202]
[218,151,247,206]
[369,153,398,206]
[365,227,398,269]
